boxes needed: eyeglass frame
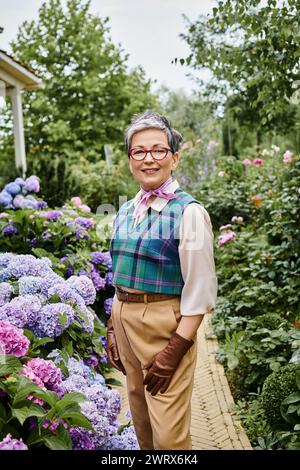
[128,146,173,161]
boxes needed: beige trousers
[111,295,197,450]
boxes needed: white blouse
[122,180,218,316]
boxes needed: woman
[107,110,218,450]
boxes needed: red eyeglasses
[128,147,172,161]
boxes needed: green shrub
[261,364,300,426]
[253,313,289,330]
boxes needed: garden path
[113,314,252,450]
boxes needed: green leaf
[12,403,45,425]
[13,376,42,406]
[282,392,300,405]
[0,402,7,423]
[32,390,59,408]
[43,424,72,450]
[105,378,122,387]
[0,355,22,376]
[54,392,86,413]
[61,412,93,430]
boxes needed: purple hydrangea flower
[74,217,94,229]
[90,267,106,291]
[0,434,28,450]
[0,320,30,357]
[90,251,112,268]
[102,426,140,450]
[105,272,113,287]
[69,428,95,450]
[103,298,113,317]
[84,354,99,368]
[7,255,52,278]
[73,228,90,240]
[75,304,95,333]
[30,237,37,247]
[20,198,39,210]
[36,200,48,209]
[66,276,96,305]
[12,196,24,210]
[2,225,18,236]
[24,175,40,193]
[36,303,75,338]
[44,210,63,221]
[0,295,42,328]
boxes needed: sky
[0,0,215,94]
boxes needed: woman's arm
[176,314,204,340]
[177,203,218,338]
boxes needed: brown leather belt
[116,287,179,303]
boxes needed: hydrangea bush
[0,253,112,377]
[0,325,138,450]
[0,177,115,325]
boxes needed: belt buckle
[125,292,129,302]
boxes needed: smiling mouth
[141,169,160,173]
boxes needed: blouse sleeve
[178,202,218,316]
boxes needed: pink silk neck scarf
[133,177,177,220]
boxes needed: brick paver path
[113,314,252,450]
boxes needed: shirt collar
[128,179,180,212]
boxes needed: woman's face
[129,128,179,191]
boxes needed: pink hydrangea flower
[218,171,225,177]
[218,231,235,246]
[242,159,252,166]
[25,358,62,389]
[79,204,91,212]
[219,224,232,231]
[252,158,264,165]
[231,216,244,223]
[21,365,46,389]
[0,320,30,357]
[71,197,82,206]
[283,150,293,163]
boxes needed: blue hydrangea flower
[0,190,13,207]
[0,282,13,307]
[4,182,21,196]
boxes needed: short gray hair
[125,110,183,155]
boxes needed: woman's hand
[143,332,193,396]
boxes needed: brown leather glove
[143,332,193,396]
[106,318,126,375]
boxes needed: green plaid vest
[110,188,201,294]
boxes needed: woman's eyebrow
[132,143,167,148]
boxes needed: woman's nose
[144,151,155,162]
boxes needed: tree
[181,0,300,134]
[159,86,221,143]
[0,0,158,205]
